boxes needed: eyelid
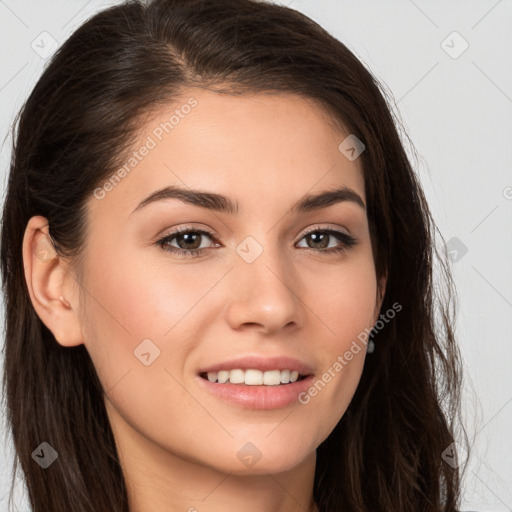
[158,224,219,241]
[298,224,352,239]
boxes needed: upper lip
[198,355,314,376]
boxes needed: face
[73,89,385,475]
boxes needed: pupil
[179,233,201,250]
[309,232,328,249]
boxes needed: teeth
[245,369,263,385]
[262,370,280,385]
[230,369,245,384]
[217,370,229,383]
[205,369,303,385]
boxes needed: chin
[202,440,315,476]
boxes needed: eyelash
[156,226,357,259]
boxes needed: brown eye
[296,229,357,254]
[156,228,219,257]
[304,231,330,249]
[174,231,203,250]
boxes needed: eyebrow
[130,184,365,215]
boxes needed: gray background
[1,0,511,510]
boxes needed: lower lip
[195,374,315,410]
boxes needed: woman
[0,0,469,510]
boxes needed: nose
[225,241,304,334]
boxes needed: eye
[155,226,357,258]
[296,227,357,255]
[156,227,219,258]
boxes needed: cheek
[295,253,377,430]
[78,252,212,452]
[77,253,172,389]
[301,253,378,344]
[81,246,217,344]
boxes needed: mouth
[199,369,310,386]
[196,369,316,409]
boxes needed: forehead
[87,88,365,219]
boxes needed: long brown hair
[1,0,468,510]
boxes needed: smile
[200,369,308,385]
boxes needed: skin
[23,89,386,512]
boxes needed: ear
[22,215,84,347]
[373,271,388,324]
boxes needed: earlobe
[22,215,84,347]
